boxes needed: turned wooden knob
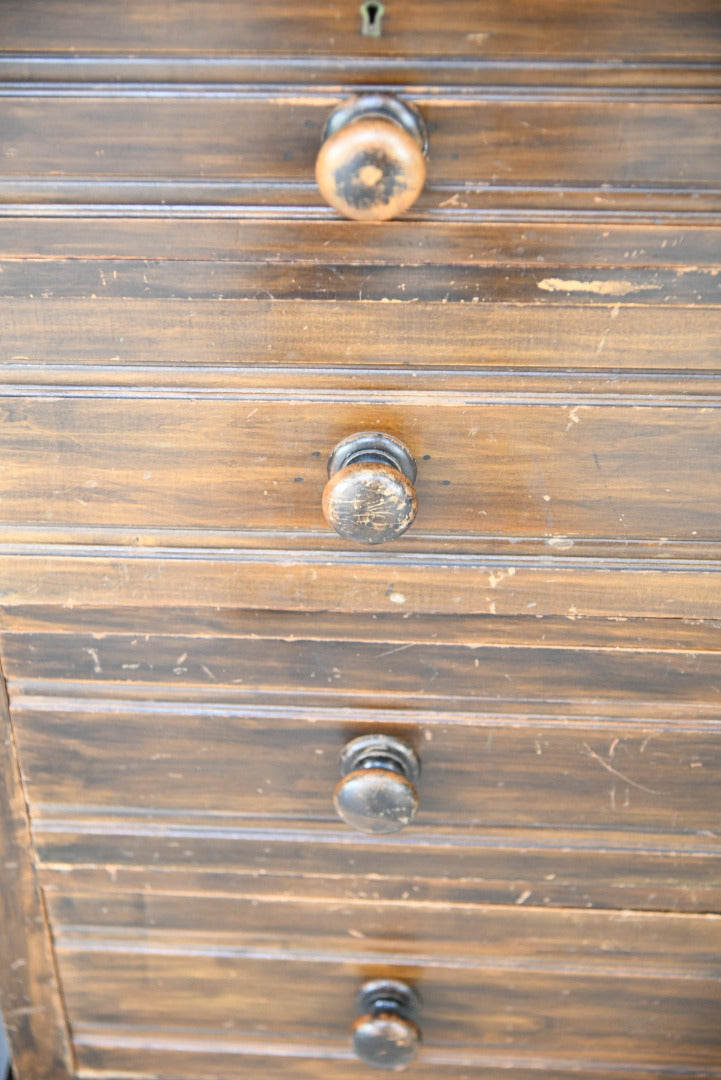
[322,432,418,545]
[316,94,427,221]
[352,980,422,1071]
[334,734,420,834]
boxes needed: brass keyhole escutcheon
[361,0,385,36]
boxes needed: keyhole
[361,0,385,36]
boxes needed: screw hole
[361,0,385,36]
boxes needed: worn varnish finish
[0,1,720,1077]
[0,670,73,1080]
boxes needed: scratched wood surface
[0,669,73,1080]
[1,219,721,266]
[6,617,721,712]
[4,611,720,911]
[1,395,719,537]
[2,0,721,63]
[10,701,720,831]
[1,1,720,1077]
[35,822,721,913]
[65,1051,721,1080]
[1,95,719,201]
[3,299,721,372]
[51,950,721,1074]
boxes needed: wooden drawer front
[3,395,720,541]
[12,701,721,835]
[6,615,721,839]
[3,93,719,204]
[3,0,721,66]
[48,892,720,1077]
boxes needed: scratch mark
[515,889,532,905]
[376,643,416,659]
[488,566,516,589]
[538,277,662,296]
[547,536,574,550]
[582,742,663,795]
[84,647,102,673]
[566,406,582,431]
[5,1006,45,1019]
[438,192,469,209]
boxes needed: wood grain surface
[36,822,721,914]
[1,396,719,538]
[1,94,719,198]
[10,700,721,831]
[2,0,721,62]
[1,1,720,1077]
[2,218,720,267]
[53,952,721,1073]
[0,668,73,1080]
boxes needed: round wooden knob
[322,432,418,545]
[316,94,427,221]
[334,734,420,834]
[352,980,422,1071]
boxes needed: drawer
[4,0,721,68]
[3,93,720,206]
[11,699,721,834]
[6,611,721,846]
[2,394,720,540]
[46,889,720,1077]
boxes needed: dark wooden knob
[352,980,422,1071]
[334,734,420,834]
[322,431,418,545]
[316,94,427,221]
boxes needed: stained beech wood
[4,299,721,373]
[2,549,721,618]
[1,397,719,545]
[1,1,721,1077]
[7,619,721,715]
[50,950,721,1073]
[2,0,721,62]
[36,825,721,914]
[1,95,719,199]
[10,699,721,832]
[1,219,721,269]
[0,669,73,1080]
[43,891,721,977]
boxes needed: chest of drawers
[1,3,720,1078]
